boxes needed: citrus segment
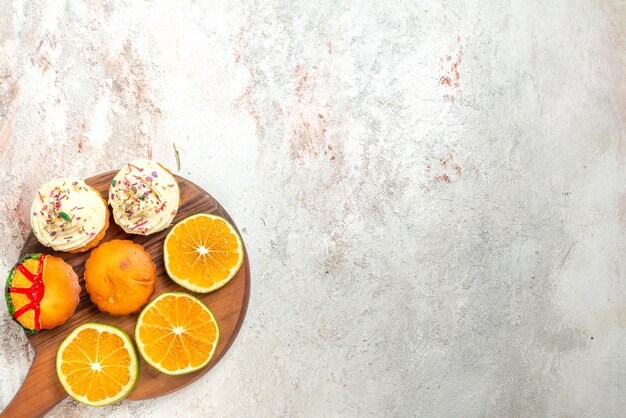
[56,323,138,406]
[164,214,243,293]
[135,292,219,375]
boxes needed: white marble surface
[1,1,626,416]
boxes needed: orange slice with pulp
[164,213,243,293]
[56,323,138,406]
[135,292,219,375]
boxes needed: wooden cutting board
[0,171,250,418]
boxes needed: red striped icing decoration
[9,254,47,331]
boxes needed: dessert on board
[108,159,180,235]
[84,239,156,315]
[31,178,110,253]
[5,253,80,332]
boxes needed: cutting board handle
[1,354,66,418]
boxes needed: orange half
[164,214,243,293]
[135,292,220,375]
[56,323,138,406]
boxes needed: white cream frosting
[108,159,180,235]
[30,178,107,252]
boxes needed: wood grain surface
[0,171,250,418]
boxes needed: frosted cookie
[5,253,80,332]
[108,159,180,235]
[31,178,110,253]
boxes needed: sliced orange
[56,323,138,406]
[135,292,220,375]
[164,213,243,293]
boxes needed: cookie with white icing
[31,178,110,253]
[108,159,180,235]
